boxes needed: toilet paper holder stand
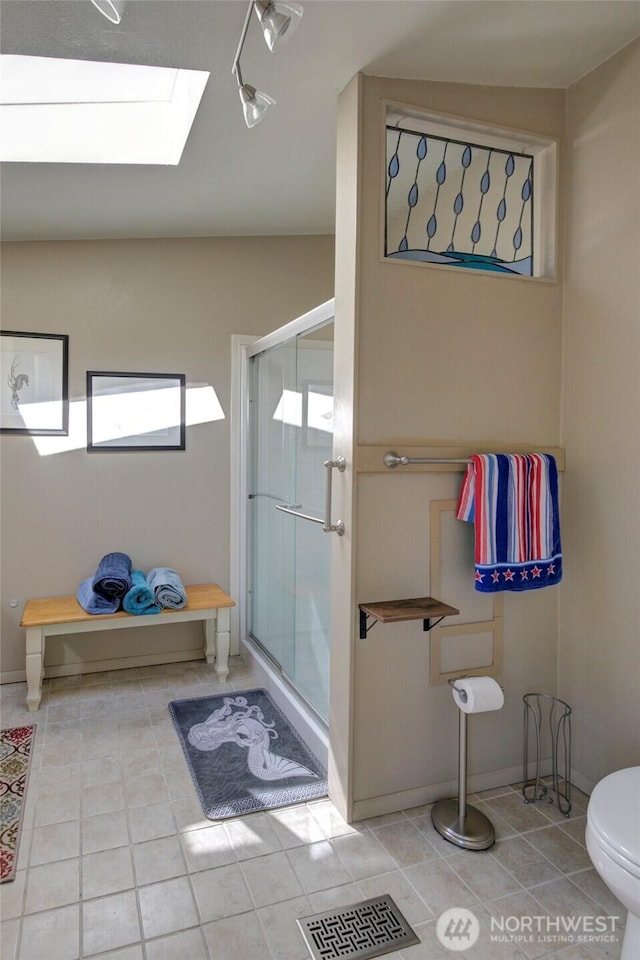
[431,678,500,851]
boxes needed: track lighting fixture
[88,0,301,129]
[232,0,303,128]
[89,0,126,24]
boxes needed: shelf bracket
[423,616,445,632]
[359,610,378,640]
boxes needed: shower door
[248,319,334,722]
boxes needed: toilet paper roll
[451,676,504,713]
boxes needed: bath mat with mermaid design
[169,689,327,819]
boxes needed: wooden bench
[20,583,235,712]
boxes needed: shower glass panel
[249,323,334,721]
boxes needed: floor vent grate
[296,894,420,960]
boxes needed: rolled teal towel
[92,552,132,601]
[123,569,161,616]
[77,577,120,615]
[147,567,187,609]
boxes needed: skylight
[0,55,209,164]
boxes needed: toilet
[585,766,640,960]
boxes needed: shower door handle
[275,505,324,525]
[323,457,346,536]
[274,457,346,536]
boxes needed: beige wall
[0,236,334,679]
[559,39,640,791]
[333,75,566,819]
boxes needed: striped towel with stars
[457,453,562,593]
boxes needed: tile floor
[0,658,625,960]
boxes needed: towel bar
[356,446,565,473]
[384,451,469,467]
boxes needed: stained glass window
[384,111,552,278]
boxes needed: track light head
[254,0,303,52]
[238,82,276,128]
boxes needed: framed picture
[0,331,69,435]
[87,371,186,452]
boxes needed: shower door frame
[229,298,336,680]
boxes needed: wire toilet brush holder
[431,679,497,851]
[522,693,572,817]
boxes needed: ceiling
[1,0,639,242]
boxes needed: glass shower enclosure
[248,315,334,722]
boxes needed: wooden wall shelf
[358,597,459,639]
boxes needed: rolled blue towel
[123,569,161,616]
[146,567,187,609]
[92,552,132,600]
[77,577,121,615]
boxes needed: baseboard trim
[570,767,594,796]
[0,669,27,685]
[351,761,554,821]
[0,649,205,686]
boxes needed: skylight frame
[0,55,210,165]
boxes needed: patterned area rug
[1,725,36,883]
[169,689,327,819]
